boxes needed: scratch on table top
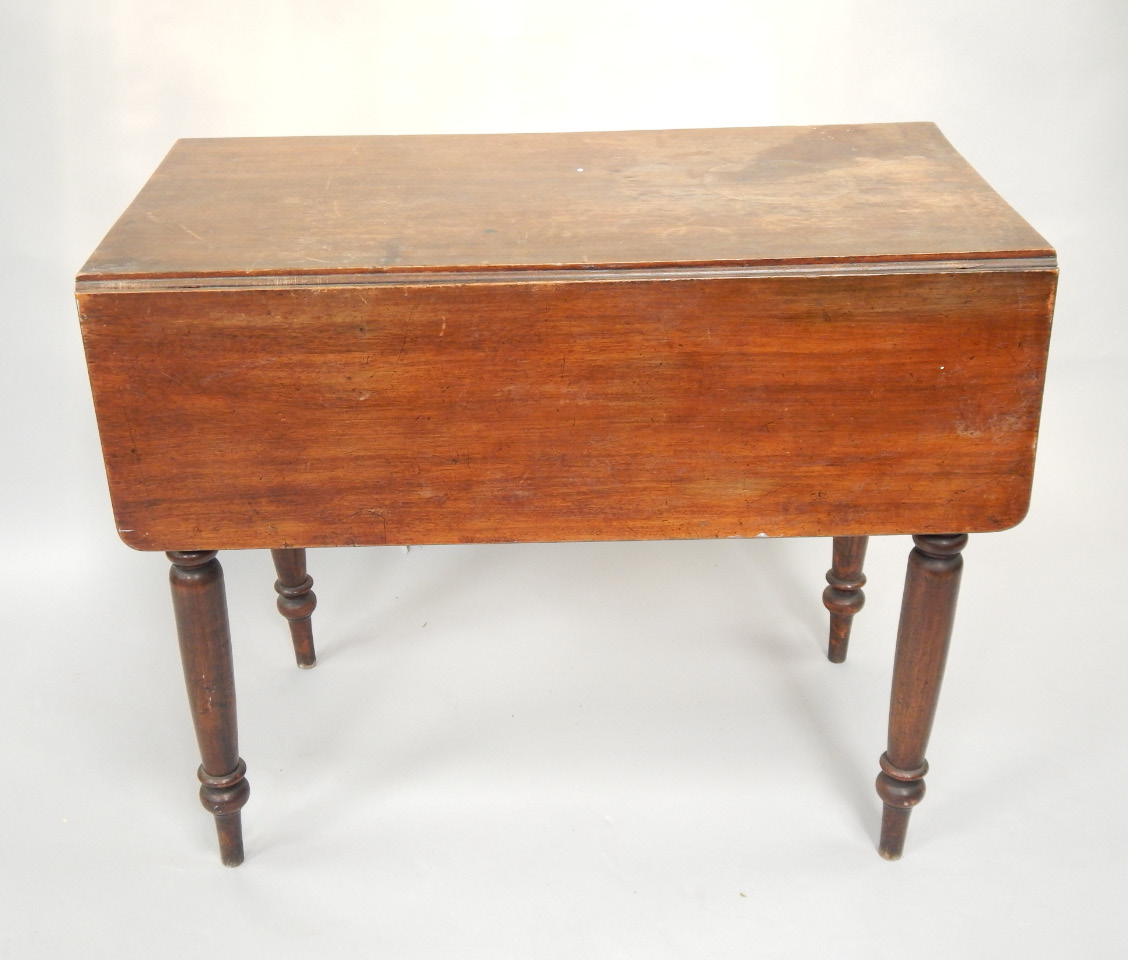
[143,209,204,243]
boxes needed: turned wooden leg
[168,550,250,866]
[876,533,966,860]
[823,535,868,663]
[270,548,317,668]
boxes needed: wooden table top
[78,123,1052,288]
[77,124,1056,550]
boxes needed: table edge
[76,254,1057,294]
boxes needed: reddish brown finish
[876,533,967,859]
[823,536,868,663]
[167,551,248,866]
[271,548,317,667]
[78,270,1054,550]
[75,125,1058,864]
[76,124,1055,553]
[77,125,1051,282]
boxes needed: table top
[77,123,1057,550]
[77,123,1052,289]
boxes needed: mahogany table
[76,123,1056,865]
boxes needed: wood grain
[77,124,1052,284]
[876,533,967,859]
[167,550,248,866]
[79,269,1054,550]
[76,124,1059,865]
[76,124,1056,551]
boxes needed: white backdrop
[3,2,1126,957]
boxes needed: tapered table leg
[876,533,966,859]
[168,550,250,866]
[823,536,868,663]
[270,548,317,668]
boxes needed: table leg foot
[876,801,914,860]
[168,550,250,866]
[271,548,317,668]
[823,536,868,663]
[875,533,966,859]
[199,759,251,866]
[876,754,927,859]
[213,812,246,867]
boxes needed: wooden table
[76,123,1056,865]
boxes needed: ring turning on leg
[823,536,869,663]
[271,548,317,668]
[168,550,249,866]
[877,533,966,860]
